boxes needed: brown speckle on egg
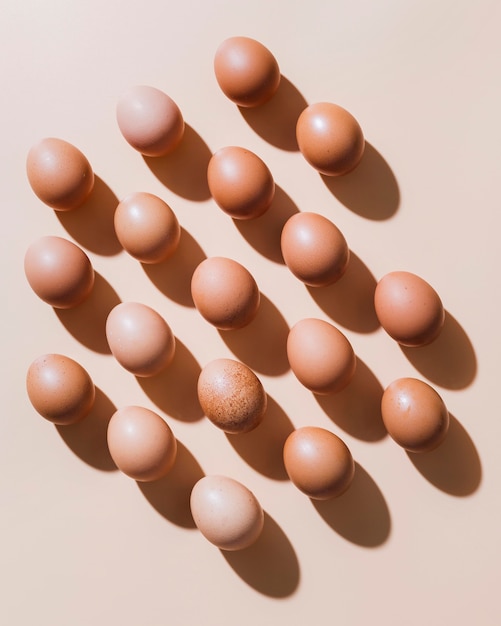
[197,358,267,433]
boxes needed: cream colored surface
[2,1,500,624]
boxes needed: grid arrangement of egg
[24,37,450,552]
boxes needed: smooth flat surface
[2,1,500,624]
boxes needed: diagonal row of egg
[24,37,450,551]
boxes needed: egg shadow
[143,124,212,201]
[313,462,391,547]
[225,396,294,480]
[221,512,300,597]
[137,440,204,528]
[55,175,122,255]
[238,75,308,151]
[233,185,300,264]
[307,250,379,333]
[56,387,117,471]
[142,227,206,307]
[55,272,121,353]
[322,142,399,220]
[137,338,204,422]
[406,414,482,496]
[400,311,477,389]
[316,357,387,442]
[218,293,290,376]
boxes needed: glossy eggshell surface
[283,426,355,499]
[26,354,95,425]
[197,358,267,433]
[116,85,185,157]
[381,377,450,453]
[190,475,264,550]
[114,192,181,263]
[214,36,280,107]
[26,137,94,211]
[24,236,95,309]
[296,102,365,176]
[105,302,175,377]
[107,406,177,481]
[207,146,275,219]
[374,271,445,346]
[191,257,260,329]
[287,318,356,394]
[281,212,350,286]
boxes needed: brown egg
[191,257,260,329]
[214,36,280,107]
[207,146,275,220]
[197,358,267,433]
[381,377,449,452]
[24,235,95,308]
[106,302,175,377]
[114,192,181,263]
[26,137,94,211]
[116,85,185,156]
[281,212,350,286]
[287,318,356,394]
[107,406,177,481]
[26,354,95,425]
[296,102,365,176]
[283,426,355,499]
[190,475,264,550]
[374,271,445,346]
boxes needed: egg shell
[191,257,260,330]
[190,475,264,550]
[116,85,185,157]
[197,358,267,433]
[214,36,280,107]
[26,354,95,425]
[26,137,94,211]
[281,212,350,286]
[207,146,275,220]
[287,318,356,394]
[24,235,95,309]
[107,406,177,481]
[381,377,450,453]
[114,192,181,263]
[283,426,355,499]
[374,271,445,346]
[296,102,365,176]
[106,302,175,377]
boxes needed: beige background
[2,1,500,624]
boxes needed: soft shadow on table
[137,338,204,422]
[322,142,399,220]
[137,440,204,528]
[222,512,300,597]
[313,462,391,547]
[316,357,387,442]
[218,292,290,376]
[143,124,212,201]
[238,75,308,151]
[407,414,482,496]
[56,387,117,471]
[55,272,121,353]
[401,311,477,389]
[307,250,379,333]
[225,395,294,481]
[234,185,299,263]
[55,175,122,255]
[142,227,206,307]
